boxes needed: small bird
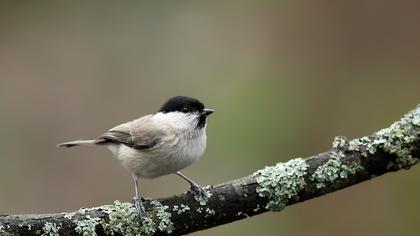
[58,96,214,217]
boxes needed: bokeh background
[1,1,420,235]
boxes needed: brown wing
[98,115,169,150]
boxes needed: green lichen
[348,105,420,169]
[205,208,215,216]
[253,204,261,212]
[311,150,363,189]
[236,212,249,217]
[100,200,143,236]
[253,158,308,211]
[204,207,216,218]
[61,200,175,236]
[63,209,102,236]
[77,208,90,215]
[173,204,190,214]
[319,106,420,187]
[377,107,420,169]
[348,137,377,157]
[138,216,156,236]
[332,136,347,149]
[41,222,61,236]
[150,200,174,234]
[64,212,76,220]
[193,187,213,206]
[0,225,11,236]
[74,215,101,236]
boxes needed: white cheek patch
[153,112,198,130]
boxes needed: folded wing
[98,115,170,150]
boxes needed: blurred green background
[1,1,420,235]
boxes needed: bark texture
[1,106,420,236]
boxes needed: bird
[58,96,214,217]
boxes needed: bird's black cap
[159,96,205,114]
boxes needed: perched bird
[58,96,214,216]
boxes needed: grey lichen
[41,222,61,236]
[138,216,156,236]
[173,204,190,215]
[235,212,249,218]
[314,106,420,189]
[205,208,215,216]
[180,204,190,213]
[253,158,309,211]
[64,212,76,220]
[74,215,101,236]
[193,187,213,206]
[348,137,377,156]
[99,200,147,236]
[348,105,420,169]
[62,200,175,236]
[311,150,363,189]
[101,201,158,235]
[376,106,420,169]
[0,225,11,236]
[150,200,174,234]
[332,136,347,150]
[253,204,261,212]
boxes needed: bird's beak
[203,108,215,116]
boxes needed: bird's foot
[133,196,146,218]
[189,182,211,203]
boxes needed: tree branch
[1,105,420,236]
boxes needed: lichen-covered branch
[1,105,420,236]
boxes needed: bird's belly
[111,137,206,178]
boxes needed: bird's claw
[189,183,210,199]
[133,196,146,218]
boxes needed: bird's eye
[182,107,189,112]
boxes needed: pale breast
[109,129,207,179]
[174,130,207,167]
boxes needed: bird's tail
[57,139,98,148]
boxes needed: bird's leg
[176,171,210,198]
[132,174,146,217]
